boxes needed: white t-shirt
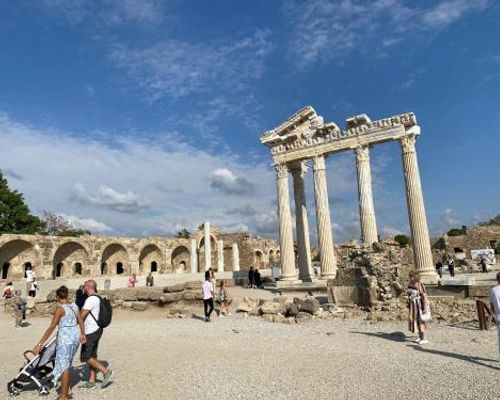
[83,295,101,334]
[26,270,34,282]
[490,285,500,319]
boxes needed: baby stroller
[7,337,57,396]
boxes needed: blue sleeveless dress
[53,303,80,382]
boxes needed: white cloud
[284,0,488,69]
[209,168,254,196]
[442,208,460,226]
[110,30,273,100]
[422,0,487,28]
[72,183,151,213]
[61,214,113,233]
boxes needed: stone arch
[254,249,264,267]
[268,248,275,263]
[0,239,40,280]
[53,241,90,278]
[101,243,129,276]
[171,246,190,273]
[139,244,164,275]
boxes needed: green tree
[394,234,410,247]
[0,170,43,234]
[175,228,190,238]
[447,225,467,236]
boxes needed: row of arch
[0,239,191,280]
[254,248,280,266]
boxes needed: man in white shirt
[80,280,114,389]
[490,272,500,360]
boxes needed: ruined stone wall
[431,226,500,257]
[0,230,279,282]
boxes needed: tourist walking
[248,267,255,288]
[202,271,214,322]
[32,286,86,400]
[478,256,488,273]
[407,271,430,344]
[254,268,262,288]
[25,266,36,296]
[13,290,26,329]
[446,256,455,277]
[435,260,443,279]
[490,272,500,360]
[146,272,154,287]
[28,279,38,298]
[127,273,137,288]
[75,283,87,310]
[217,280,231,316]
[80,280,114,389]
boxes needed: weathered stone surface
[260,301,282,315]
[163,283,185,293]
[299,298,320,314]
[273,313,286,323]
[236,297,258,313]
[159,292,183,303]
[26,298,35,310]
[132,301,148,311]
[295,311,312,321]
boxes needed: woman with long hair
[407,271,430,344]
[217,280,231,316]
[32,286,86,400]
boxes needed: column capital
[400,134,417,154]
[312,154,326,171]
[355,145,370,162]
[290,160,309,178]
[274,163,289,179]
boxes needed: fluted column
[275,163,298,281]
[312,155,337,279]
[190,238,198,274]
[204,221,211,271]
[355,146,378,246]
[291,161,313,282]
[400,135,438,284]
[232,243,240,271]
[217,240,224,273]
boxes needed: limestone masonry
[0,223,279,281]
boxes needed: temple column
[291,161,313,282]
[355,146,378,245]
[217,240,224,273]
[400,135,438,284]
[275,163,298,281]
[204,221,211,271]
[232,243,240,271]
[312,155,337,279]
[190,239,198,274]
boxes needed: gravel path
[1,310,499,400]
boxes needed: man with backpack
[80,280,114,389]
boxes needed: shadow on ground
[351,331,414,343]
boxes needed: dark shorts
[80,329,102,362]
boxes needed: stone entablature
[261,106,438,284]
[0,228,279,282]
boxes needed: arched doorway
[101,262,107,275]
[24,262,32,278]
[53,241,89,278]
[171,246,190,273]
[101,243,129,276]
[0,239,40,280]
[254,250,264,267]
[139,244,163,275]
[1,262,10,280]
[268,249,275,263]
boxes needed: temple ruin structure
[261,106,438,284]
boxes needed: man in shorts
[80,280,114,389]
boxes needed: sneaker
[101,370,115,388]
[418,339,428,345]
[80,382,96,390]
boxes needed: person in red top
[127,273,137,288]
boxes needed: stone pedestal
[291,162,313,282]
[232,243,240,271]
[217,240,224,273]
[355,146,378,245]
[312,155,337,279]
[275,163,298,281]
[204,221,211,271]
[400,136,438,284]
[190,239,198,274]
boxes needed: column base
[319,272,337,280]
[278,275,299,282]
[299,275,314,283]
[418,270,440,285]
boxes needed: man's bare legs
[87,358,108,383]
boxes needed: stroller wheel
[7,381,21,396]
[38,386,50,396]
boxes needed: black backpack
[89,294,112,329]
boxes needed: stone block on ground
[299,298,321,314]
[163,283,185,293]
[260,301,282,315]
[236,297,258,313]
[132,301,148,311]
[185,281,202,290]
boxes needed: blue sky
[0,0,498,241]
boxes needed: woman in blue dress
[33,286,86,400]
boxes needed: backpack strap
[88,294,101,323]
